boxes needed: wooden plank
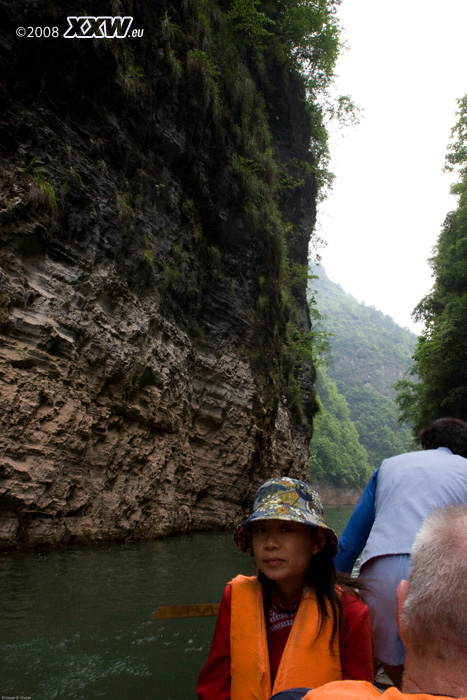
[154,603,220,619]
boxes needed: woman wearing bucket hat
[196,477,374,700]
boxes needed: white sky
[315,0,467,334]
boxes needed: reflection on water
[0,507,353,700]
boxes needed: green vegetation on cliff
[308,265,416,487]
[396,95,467,431]
[153,0,349,428]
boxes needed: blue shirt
[334,447,467,573]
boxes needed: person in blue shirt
[334,417,467,689]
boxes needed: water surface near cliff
[1,507,353,700]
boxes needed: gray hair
[402,505,467,660]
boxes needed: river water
[0,506,353,700]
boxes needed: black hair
[419,417,467,458]
[305,542,342,643]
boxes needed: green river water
[0,506,353,700]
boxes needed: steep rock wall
[0,0,319,549]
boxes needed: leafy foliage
[227,0,275,40]
[445,95,467,178]
[262,0,342,88]
[396,96,467,432]
[309,368,372,487]
[343,382,415,468]
[309,264,415,480]
[226,0,354,197]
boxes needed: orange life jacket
[302,680,462,700]
[230,574,342,700]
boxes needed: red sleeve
[339,590,374,682]
[196,584,232,700]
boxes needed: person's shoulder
[229,574,258,588]
[380,687,448,700]
[340,587,365,608]
[419,447,467,463]
[302,680,380,700]
[303,683,450,700]
[338,586,369,621]
[378,449,433,472]
[222,581,232,603]
[383,449,423,463]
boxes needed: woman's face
[251,520,326,600]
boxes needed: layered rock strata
[0,0,318,549]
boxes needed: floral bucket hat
[233,476,338,557]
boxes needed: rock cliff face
[0,1,320,549]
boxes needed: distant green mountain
[308,264,417,487]
[308,366,374,488]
